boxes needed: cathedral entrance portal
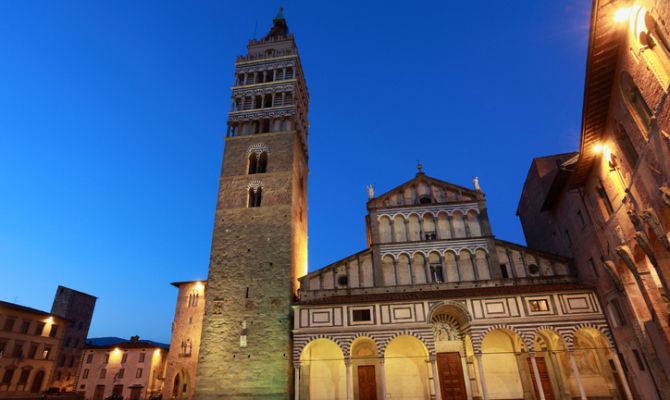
[357,365,377,400]
[436,352,467,400]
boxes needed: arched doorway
[351,337,380,400]
[431,304,470,400]
[30,370,45,393]
[171,369,189,398]
[384,335,431,399]
[299,338,346,400]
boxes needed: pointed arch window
[248,146,269,174]
[248,153,257,174]
[248,187,262,207]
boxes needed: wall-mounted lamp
[594,144,618,170]
[614,7,631,22]
[195,282,204,292]
[45,317,54,324]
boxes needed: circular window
[528,264,540,275]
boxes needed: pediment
[368,173,482,209]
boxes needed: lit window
[42,347,51,360]
[529,299,549,312]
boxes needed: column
[403,216,410,242]
[282,68,286,80]
[475,352,488,400]
[294,362,300,400]
[393,258,399,286]
[447,213,455,238]
[345,358,351,400]
[389,217,396,242]
[460,351,473,400]
[273,69,277,81]
[379,357,387,400]
[529,353,546,400]
[418,214,425,240]
[430,356,442,400]
[568,351,587,400]
[611,351,634,400]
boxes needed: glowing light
[46,317,54,324]
[154,349,161,357]
[603,146,612,163]
[113,348,121,355]
[614,7,631,22]
[594,144,603,152]
[195,282,204,291]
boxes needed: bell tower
[194,8,308,399]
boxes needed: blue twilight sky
[0,1,590,343]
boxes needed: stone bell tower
[194,8,309,400]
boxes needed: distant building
[517,0,670,398]
[75,336,168,400]
[50,285,97,392]
[0,300,68,397]
[163,281,205,400]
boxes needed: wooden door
[436,352,467,400]
[357,365,377,400]
[113,384,124,397]
[527,357,555,400]
[129,387,142,400]
[30,370,44,393]
[93,385,105,400]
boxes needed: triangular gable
[369,172,480,208]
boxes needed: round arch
[384,335,431,399]
[480,328,527,399]
[299,338,346,400]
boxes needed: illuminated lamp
[594,144,618,170]
[46,317,54,324]
[614,7,631,22]
[195,282,204,291]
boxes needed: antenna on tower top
[253,20,258,39]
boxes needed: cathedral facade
[294,172,627,400]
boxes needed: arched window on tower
[257,152,267,173]
[248,187,262,208]
[248,153,257,174]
